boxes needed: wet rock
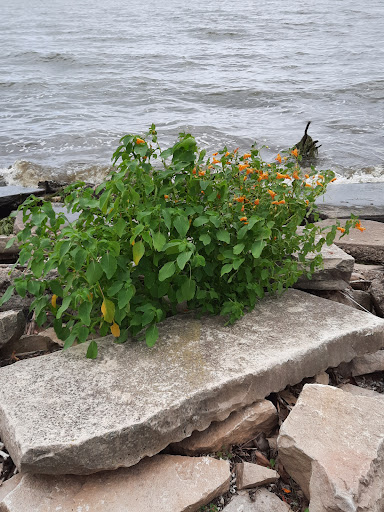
[0,334,60,359]
[278,384,384,511]
[169,400,277,456]
[0,290,384,475]
[235,461,279,489]
[317,219,384,264]
[0,311,25,350]
[315,182,384,222]
[222,489,291,511]
[294,243,354,291]
[0,455,230,512]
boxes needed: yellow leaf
[111,322,120,337]
[51,294,57,308]
[101,300,106,317]
[132,240,145,265]
[101,299,115,323]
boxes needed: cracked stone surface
[0,455,230,512]
[0,289,383,475]
[278,384,384,512]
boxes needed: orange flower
[258,172,269,181]
[318,174,324,179]
[199,170,206,176]
[225,151,230,156]
[291,148,298,157]
[243,176,247,182]
[243,153,251,159]
[243,222,249,225]
[305,183,312,188]
[213,152,218,156]
[234,196,246,203]
[136,138,145,144]
[111,322,120,338]
[208,165,213,169]
[164,194,169,199]
[212,157,220,164]
[337,227,345,233]
[330,177,337,182]
[305,199,309,205]
[246,168,254,175]
[267,189,276,199]
[276,172,290,180]
[131,240,135,246]
[354,221,366,232]
[192,168,196,175]
[241,205,245,212]
[275,153,282,164]
[305,174,310,179]
[271,200,286,205]
[293,171,300,180]
[201,190,205,195]
[234,147,239,153]
[217,194,221,199]
[254,199,259,205]
[240,216,248,222]
[238,163,250,171]
[316,181,323,187]
[51,295,57,308]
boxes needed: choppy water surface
[0,0,383,185]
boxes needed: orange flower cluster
[238,163,250,171]
[258,172,269,181]
[276,172,291,180]
[354,221,366,232]
[240,216,247,222]
[275,154,282,164]
[136,138,145,144]
[271,199,286,205]
[291,148,298,157]
[199,170,206,176]
[243,153,251,159]
[212,157,220,164]
[267,190,276,199]
[293,171,300,180]
[234,195,246,203]
[337,227,345,233]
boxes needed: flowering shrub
[1,125,361,357]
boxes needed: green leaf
[86,340,98,359]
[5,237,16,249]
[174,216,190,238]
[177,251,193,270]
[101,253,117,279]
[86,261,103,285]
[74,248,87,271]
[108,281,124,296]
[0,286,14,307]
[221,264,233,276]
[217,230,230,244]
[117,285,135,309]
[132,241,145,265]
[181,278,196,301]
[57,295,72,319]
[145,324,159,347]
[27,280,41,295]
[114,217,126,238]
[193,216,209,227]
[78,301,92,326]
[159,261,176,281]
[233,243,245,255]
[199,233,211,246]
[251,241,266,259]
[59,240,72,260]
[152,232,166,251]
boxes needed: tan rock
[278,384,384,511]
[340,383,384,400]
[350,349,384,376]
[0,475,22,503]
[222,489,291,511]
[312,371,329,385]
[0,310,25,350]
[0,334,59,359]
[0,455,230,512]
[235,462,279,489]
[169,400,277,455]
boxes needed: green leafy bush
[1,125,359,357]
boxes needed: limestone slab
[0,310,25,350]
[169,400,277,455]
[0,289,384,475]
[222,490,291,511]
[0,455,230,512]
[235,461,279,489]
[294,243,354,290]
[278,384,384,512]
[317,219,384,264]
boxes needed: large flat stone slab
[316,182,384,221]
[278,384,384,512]
[317,219,384,264]
[0,289,384,475]
[295,242,354,290]
[0,455,230,512]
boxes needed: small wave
[0,160,112,188]
[10,50,77,64]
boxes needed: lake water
[0,0,383,186]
